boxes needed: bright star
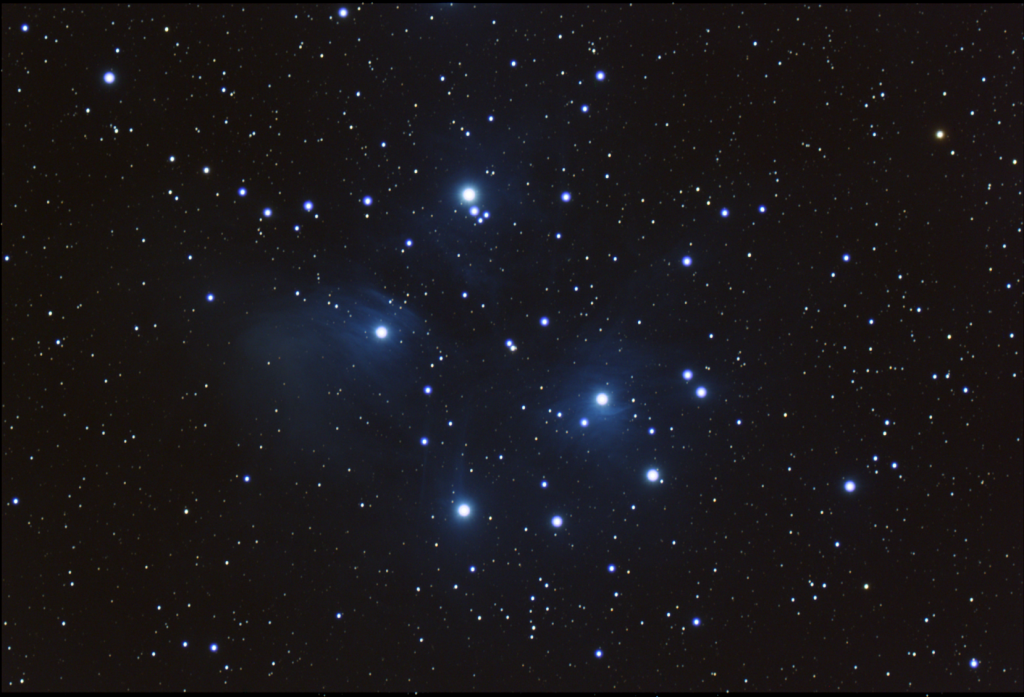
[424,386,432,395]
[363,196,373,206]
[541,481,548,488]
[540,317,549,327]
[608,565,616,573]
[581,105,589,113]
[682,370,693,381]
[338,8,348,17]
[304,201,313,212]
[463,188,476,202]
[970,658,979,669]
[458,504,471,518]
[561,192,572,202]
[580,419,589,428]
[720,208,729,217]
[469,206,480,217]
[104,72,115,84]
[263,208,272,218]
[238,188,247,197]
[207,294,214,302]
[375,327,388,339]
[682,256,692,266]
[406,239,413,247]
[845,481,856,493]
[210,644,218,653]
[647,469,659,482]
[759,205,766,213]
[595,649,603,658]
[596,393,609,406]
[693,618,701,627]
[22,24,29,32]
[696,387,707,398]
[421,438,429,446]
[551,516,563,528]
[596,71,605,81]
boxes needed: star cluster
[2,4,1021,693]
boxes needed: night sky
[3,4,1022,691]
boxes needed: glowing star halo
[462,188,476,202]
[458,504,471,518]
[596,393,609,406]
[375,326,388,339]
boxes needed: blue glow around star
[682,370,693,381]
[540,317,549,327]
[720,208,729,217]
[970,658,979,669]
[238,187,247,197]
[375,326,388,339]
[463,188,476,202]
[263,208,272,218]
[596,71,605,81]
[458,504,471,518]
[304,201,314,212]
[682,256,693,266]
[104,72,115,84]
[552,516,563,528]
[608,564,616,573]
[210,644,218,653]
[647,468,660,482]
[596,393,609,406]
[207,294,214,302]
[696,387,707,398]
[423,386,432,395]
[338,8,348,18]
[845,481,856,493]
[561,192,572,202]
[363,196,373,206]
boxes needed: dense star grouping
[2,4,1021,691]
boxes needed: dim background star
[1,4,1020,693]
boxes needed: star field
[2,4,1022,692]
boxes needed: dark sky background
[2,4,1022,691]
